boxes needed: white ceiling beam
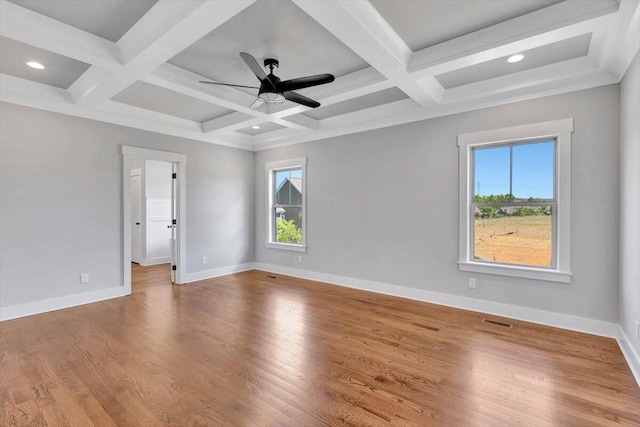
[95,101,253,148]
[67,67,113,105]
[599,0,640,79]
[409,0,619,79]
[0,74,254,150]
[251,127,312,146]
[293,0,438,107]
[97,101,203,132]
[202,110,318,135]
[149,64,389,132]
[0,0,121,70]
[253,98,419,150]
[268,67,393,119]
[71,0,255,108]
[441,56,599,102]
[275,114,319,131]
[202,113,259,134]
[146,64,260,115]
[320,98,419,130]
[253,99,418,147]
[0,73,70,104]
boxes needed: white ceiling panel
[370,0,562,51]
[168,0,368,87]
[303,87,409,120]
[0,36,90,89]
[236,121,285,136]
[112,81,233,123]
[7,0,157,42]
[436,33,592,89]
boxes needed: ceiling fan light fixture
[506,53,525,63]
[258,91,285,103]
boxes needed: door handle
[135,222,140,225]
[167,225,176,229]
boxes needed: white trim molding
[139,257,171,267]
[457,119,573,283]
[184,263,256,283]
[0,287,126,322]
[253,263,619,339]
[617,326,640,387]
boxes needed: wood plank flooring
[1,267,639,426]
[131,262,171,292]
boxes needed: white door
[170,163,178,283]
[131,170,142,263]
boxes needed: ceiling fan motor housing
[264,58,279,70]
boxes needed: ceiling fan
[199,52,334,109]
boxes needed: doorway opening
[122,146,186,295]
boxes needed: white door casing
[122,146,187,295]
[170,163,178,284]
[130,169,142,263]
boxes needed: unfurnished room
[0,0,639,425]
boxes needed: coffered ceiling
[0,0,638,151]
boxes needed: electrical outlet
[297,255,302,263]
[80,273,89,284]
[201,256,207,264]
[468,278,477,289]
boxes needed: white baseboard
[253,263,619,339]
[0,286,126,322]
[139,257,171,266]
[617,326,640,387]
[185,263,256,283]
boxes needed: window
[266,158,307,252]
[458,119,573,283]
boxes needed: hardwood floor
[1,270,638,426]
[131,262,171,292]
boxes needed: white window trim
[265,157,307,252]
[457,119,573,283]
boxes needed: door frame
[122,146,187,294]
[130,168,143,264]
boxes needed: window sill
[266,242,307,253]
[458,261,571,283]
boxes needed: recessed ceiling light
[252,125,261,130]
[25,61,46,70]
[506,54,525,64]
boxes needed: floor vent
[482,318,512,328]
[412,323,440,332]
[267,275,277,279]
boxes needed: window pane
[275,208,303,243]
[512,141,554,201]
[474,146,510,199]
[474,205,552,267]
[274,168,302,205]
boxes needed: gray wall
[0,102,254,308]
[255,85,620,322]
[619,52,640,352]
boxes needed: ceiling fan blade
[277,74,335,93]
[283,91,321,108]
[199,81,259,89]
[249,98,264,109]
[239,52,275,90]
